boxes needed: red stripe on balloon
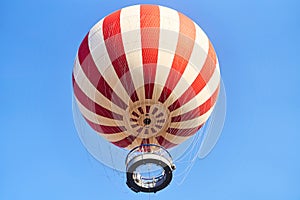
[140,5,160,99]
[168,41,217,112]
[171,85,220,122]
[158,12,196,103]
[146,105,151,113]
[103,10,139,102]
[156,136,178,148]
[86,119,126,134]
[199,84,219,114]
[167,125,203,137]
[72,75,123,120]
[111,135,136,148]
[171,107,199,122]
[77,33,127,110]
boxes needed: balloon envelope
[72,4,221,152]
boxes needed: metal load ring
[125,144,175,193]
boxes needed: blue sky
[1,0,300,199]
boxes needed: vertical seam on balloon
[140,4,160,100]
[158,12,196,103]
[88,20,133,108]
[103,9,139,103]
[73,56,125,116]
[76,33,128,110]
[167,40,218,112]
[101,9,141,148]
[162,24,210,108]
[120,5,145,102]
[75,32,137,148]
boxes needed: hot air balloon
[72,4,225,193]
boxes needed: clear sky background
[1,0,300,199]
